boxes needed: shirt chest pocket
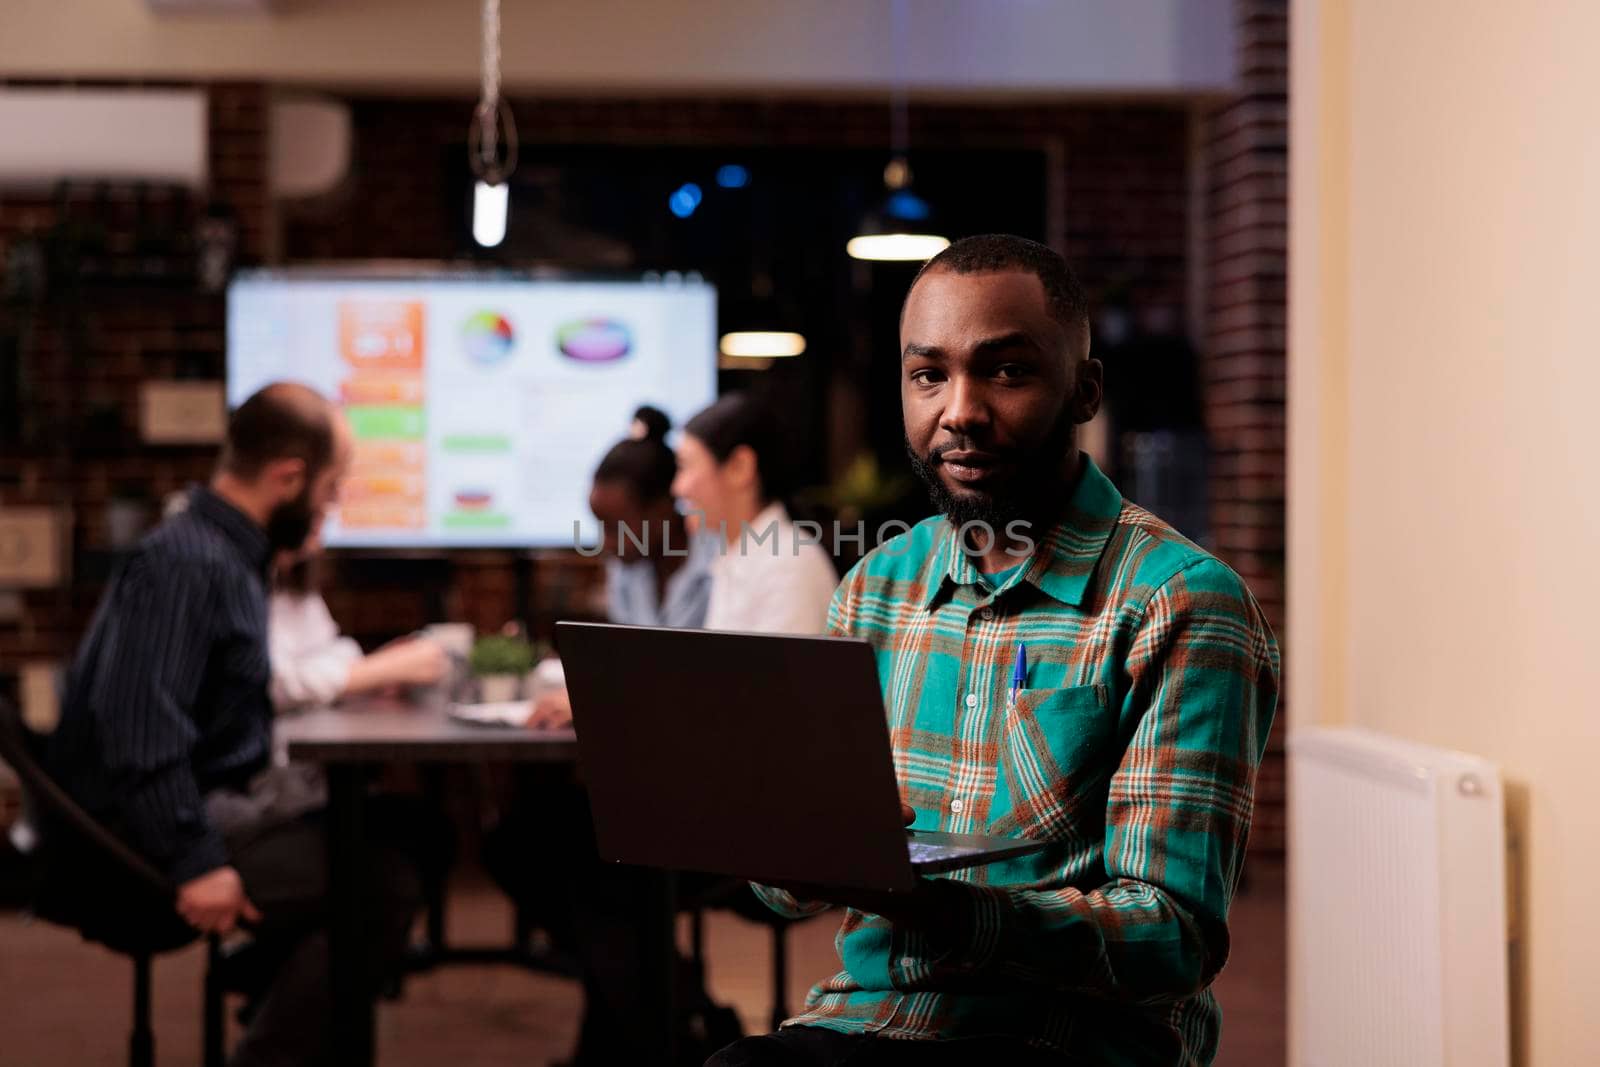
[998,684,1112,833]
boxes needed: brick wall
[0,81,272,676]
[1201,0,1290,854]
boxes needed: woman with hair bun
[525,405,713,728]
[589,404,712,630]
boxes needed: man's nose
[939,376,991,438]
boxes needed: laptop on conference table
[556,621,1046,893]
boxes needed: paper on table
[447,700,531,727]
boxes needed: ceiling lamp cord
[469,0,516,246]
[469,0,517,186]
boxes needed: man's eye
[996,364,1029,380]
[909,369,945,385]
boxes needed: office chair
[0,697,248,1067]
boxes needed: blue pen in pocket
[1007,643,1028,711]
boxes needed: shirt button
[950,798,966,814]
[964,693,978,709]
[901,956,915,969]
[980,607,995,621]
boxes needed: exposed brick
[1206,0,1289,855]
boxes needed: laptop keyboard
[906,840,976,864]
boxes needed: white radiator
[1288,727,1509,1067]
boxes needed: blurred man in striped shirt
[47,383,420,1067]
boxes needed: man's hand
[527,687,573,730]
[176,866,261,935]
[774,875,963,930]
[773,801,951,925]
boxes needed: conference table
[279,699,678,1066]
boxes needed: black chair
[0,697,247,1067]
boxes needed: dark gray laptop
[557,621,1046,892]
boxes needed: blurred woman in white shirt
[269,540,449,712]
[672,393,839,635]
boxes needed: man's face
[900,268,1100,528]
[265,416,353,553]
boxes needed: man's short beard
[905,404,1078,535]
[265,484,317,553]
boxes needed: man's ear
[1071,357,1105,426]
[262,456,307,503]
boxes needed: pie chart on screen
[557,318,632,363]
[462,311,515,366]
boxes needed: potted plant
[469,633,536,703]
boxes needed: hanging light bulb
[472,180,508,247]
[848,0,948,262]
[469,0,516,249]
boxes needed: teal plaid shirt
[755,455,1279,1064]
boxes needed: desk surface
[280,699,578,764]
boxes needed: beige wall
[1290,0,1600,1062]
[0,0,1234,96]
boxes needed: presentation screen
[227,269,717,548]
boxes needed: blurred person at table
[537,391,842,1060]
[671,392,839,634]
[526,405,714,729]
[265,534,458,993]
[488,405,731,1064]
[43,383,424,1067]
[164,490,454,714]
[268,534,450,713]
